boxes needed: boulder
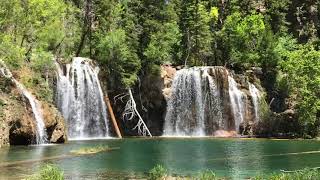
[5,93,37,145]
[42,103,67,143]
[161,65,177,100]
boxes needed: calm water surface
[1,138,320,179]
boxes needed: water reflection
[224,140,266,179]
[1,139,320,179]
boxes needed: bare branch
[122,88,152,137]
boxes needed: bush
[148,165,167,180]
[197,170,217,180]
[27,164,64,180]
[279,43,320,137]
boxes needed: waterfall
[163,66,262,137]
[0,61,47,144]
[249,83,260,121]
[163,67,226,136]
[228,76,246,133]
[56,57,109,139]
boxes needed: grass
[23,163,320,180]
[147,165,320,180]
[70,145,116,155]
[252,168,320,180]
[26,164,64,180]
[148,165,217,180]
[196,170,217,180]
[148,165,168,180]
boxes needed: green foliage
[196,170,217,180]
[96,29,140,88]
[0,35,26,69]
[209,7,219,23]
[27,164,64,180]
[92,1,141,88]
[179,1,214,66]
[0,0,319,137]
[0,0,79,103]
[148,165,167,180]
[253,168,320,180]
[221,12,269,66]
[265,0,291,34]
[279,43,320,137]
[30,49,55,72]
[144,21,181,65]
[0,0,78,57]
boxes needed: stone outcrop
[252,109,300,138]
[110,64,296,138]
[0,65,67,146]
[42,103,67,143]
[161,65,177,101]
[114,64,177,136]
[135,65,176,135]
[1,82,37,145]
[132,65,266,136]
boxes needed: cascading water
[163,67,227,136]
[249,83,260,121]
[56,57,109,139]
[15,84,48,144]
[0,60,47,144]
[228,76,246,133]
[163,66,262,137]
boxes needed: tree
[93,1,151,136]
[0,0,79,102]
[221,12,267,66]
[177,0,214,66]
[143,3,181,67]
[265,0,291,34]
[279,43,320,137]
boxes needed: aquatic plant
[70,145,116,155]
[148,164,167,180]
[27,164,64,180]
[196,170,217,180]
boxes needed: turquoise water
[1,138,320,179]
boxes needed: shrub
[148,165,167,180]
[27,164,64,180]
[196,170,217,180]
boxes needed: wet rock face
[119,64,178,136]
[3,90,37,145]
[252,109,300,138]
[139,65,266,136]
[42,103,67,143]
[0,75,67,146]
[9,115,36,145]
[161,65,177,101]
[135,65,177,136]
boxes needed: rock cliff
[0,62,67,146]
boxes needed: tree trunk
[104,94,122,138]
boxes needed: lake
[1,138,320,179]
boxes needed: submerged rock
[214,130,238,137]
